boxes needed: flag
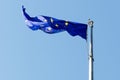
[22,6,88,40]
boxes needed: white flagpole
[88,19,94,80]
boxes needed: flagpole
[88,19,94,80]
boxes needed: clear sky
[0,0,120,80]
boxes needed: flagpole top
[88,19,94,28]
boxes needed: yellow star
[44,19,47,22]
[55,24,59,27]
[50,18,54,23]
[65,21,69,26]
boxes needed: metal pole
[88,19,94,80]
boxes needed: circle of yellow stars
[50,18,69,28]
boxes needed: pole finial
[88,19,94,28]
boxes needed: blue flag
[22,6,87,39]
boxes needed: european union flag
[22,6,87,39]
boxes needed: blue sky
[0,0,120,80]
